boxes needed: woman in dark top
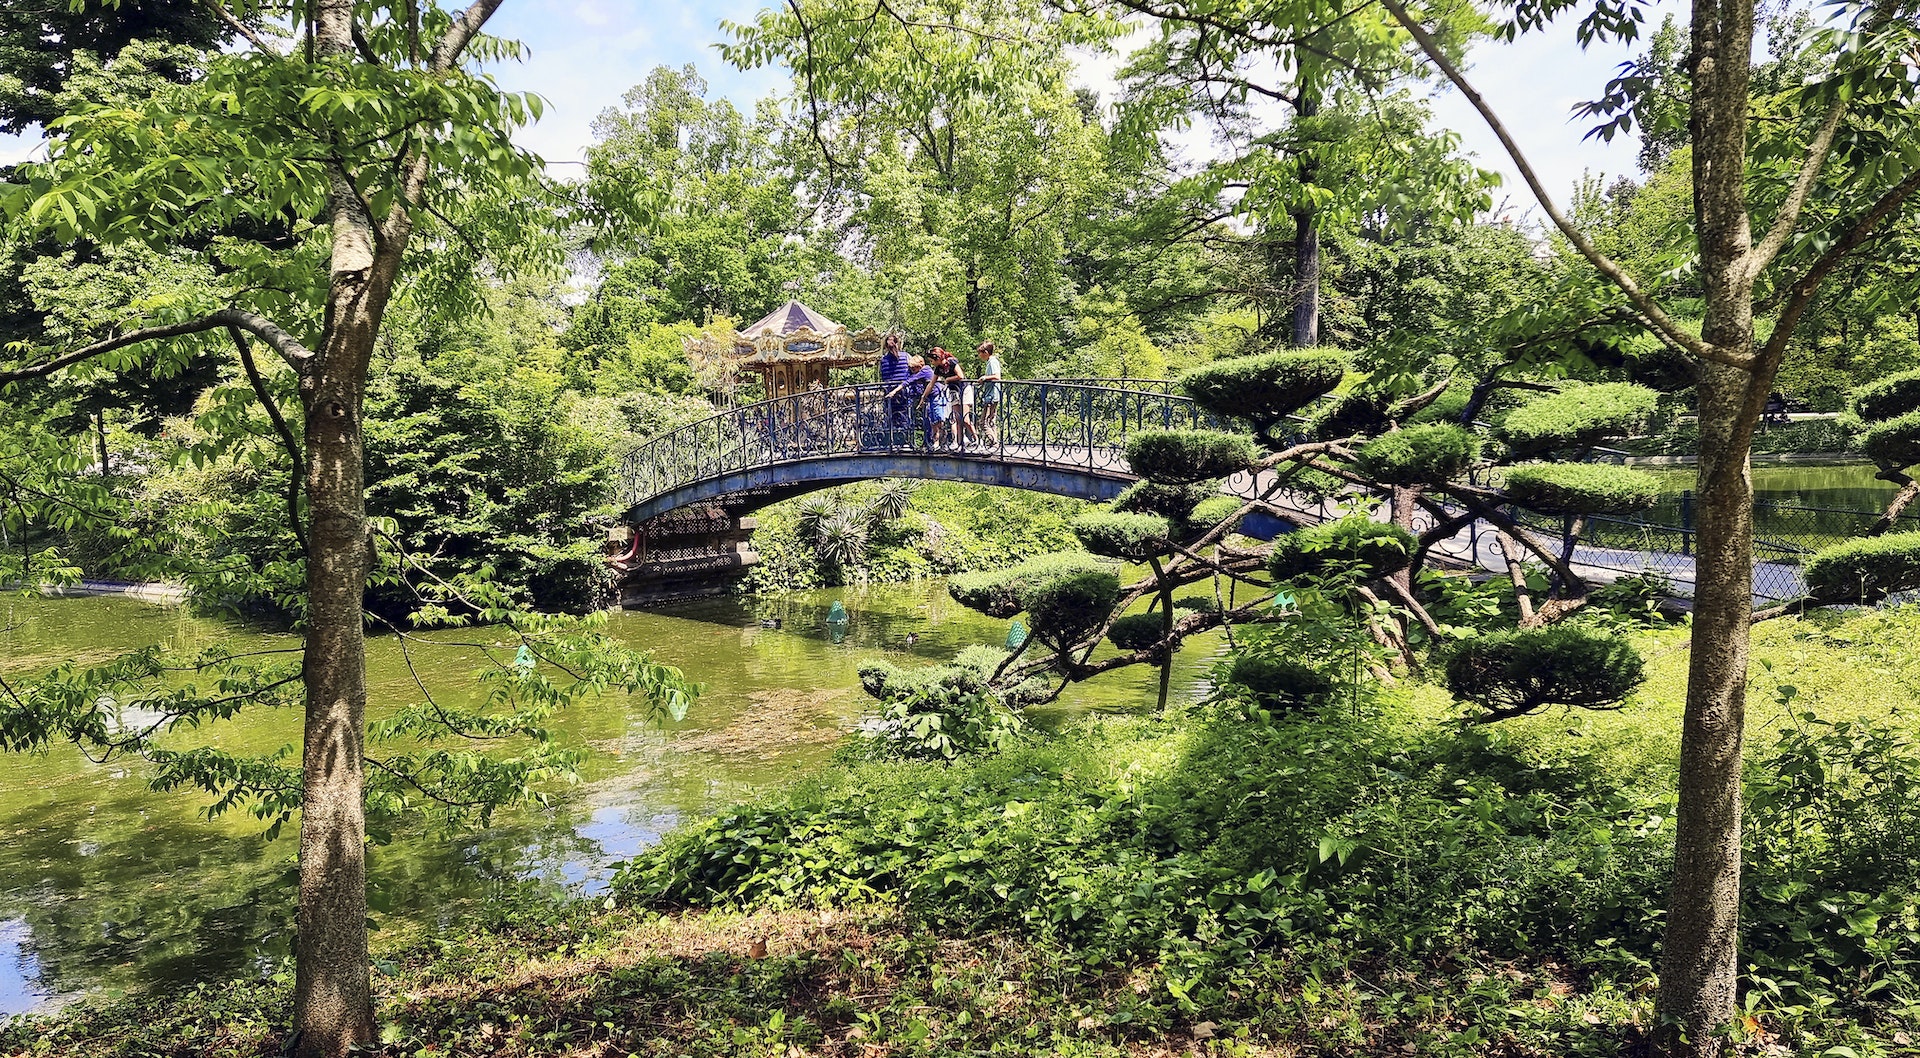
[932,349,973,448]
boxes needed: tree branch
[1745,96,1849,279]
[0,308,313,384]
[429,0,506,71]
[1375,0,1731,368]
[230,326,308,555]
[1755,165,1920,377]
[199,0,276,54]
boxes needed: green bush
[1178,349,1347,424]
[1112,480,1215,520]
[1803,532,1920,602]
[1498,383,1659,456]
[1025,569,1121,647]
[1405,383,1469,426]
[1859,409,1920,469]
[1850,368,1920,423]
[1355,424,1481,487]
[948,553,1111,618]
[1186,494,1242,531]
[1268,517,1416,582]
[1106,611,1168,652]
[1308,391,1391,440]
[1500,462,1661,516]
[1444,626,1646,720]
[1073,510,1171,560]
[1221,653,1334,709]
[1125,430,1257,485]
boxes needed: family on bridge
[878,333,1003,450]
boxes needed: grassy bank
[8,609,1920,1057]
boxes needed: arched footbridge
[608,380,1240,602]
[607,378,1821,608]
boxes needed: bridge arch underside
[624,454,1136,524]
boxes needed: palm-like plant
[864,479,918,526]
[814,509,870,575]
[793,492,838,542]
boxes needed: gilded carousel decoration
[685,299,882,399]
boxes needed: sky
[0,0,1673,220]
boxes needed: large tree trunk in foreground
[289,3,422,1053]
[1657,365,1755,1055]
[293,356,376,1057]
[1657,5,1760,1049]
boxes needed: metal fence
[614,380,1215,510]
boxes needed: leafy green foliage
[1444,626,1646,721]
[1024,570,1121,649]
[1177,350,1346,426]
[1111,479,1214,520]
[947,553,1112,618]
[1219,654,1334,710]
[1123,429,1256,486]
[1307,390,1392,439]
[1497,383,1659,456]
[1850,368,1920,424]
[1268,517,1416,582]
[1859,409,1920,470]
[1355,423,1481,486]
[1500,462,1661,516]
[1185,494,1242,531]
[852,659,1023,762]
[1072,510,1171,560]
[1106,611,1168,652]
[1804,532,1920,603]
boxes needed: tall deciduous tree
[1109,0,1495,346]
[1369,0,1920,1051]
[0,4,692,1055]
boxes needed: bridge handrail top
[624,378,1196,452]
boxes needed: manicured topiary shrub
[948,553,1111,617]
[1074,510,1172,560]
[1173,595,1221,614]
[1268,516,1416,582]
[1355,423,1481,487]
[1500,462,1661,516]
[1221,653,1334,710]
[1498,383,1659,456]
[1025,570,1122,648]
[1444,625,1646,721]
[1186,494,1242,531]
[1803,532,1920,602]
[1106,612,1166,652]
[1405,383,1469,426]
[1860,410,1920,470]
[1126,430,1257,485]
[1178,349,1347,424]
[1113,480,1215,520]
[1309,391,1391,440]
[1851,369,1920,424]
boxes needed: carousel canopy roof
[743,300,843,338]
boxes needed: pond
[1644,459,1900,511]
[0,580,1222,1016]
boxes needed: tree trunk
[289,3,412,1054]
[1148,556,1173,711]
[292,357,376,1058]
[1658,364,1756,1055]
[1657,2,1758,1052]
[1289,92,1321,348]
[95,408,110,484]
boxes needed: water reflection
[0,579,1217,1014]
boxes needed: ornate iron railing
[616,380,1215,513]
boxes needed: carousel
[685,299,884,400]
